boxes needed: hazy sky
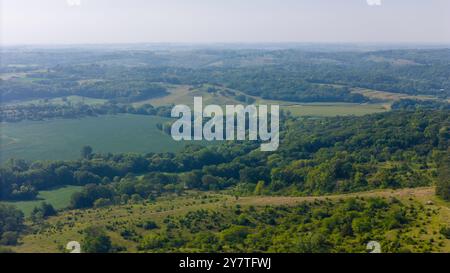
[2,0,450,45]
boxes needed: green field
[0,114,186,163]
[1,186,83,216]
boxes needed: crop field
[1,186,83,217]
[0,114,186,163]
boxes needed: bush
[82,226,112,253]
[138,234,167,250]
[0,247,14,253]
[142,220,159,230]
[0,232,19,246]
[94,198,112,208]
[440,227,450,239]
[0,204,24,244]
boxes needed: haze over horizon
[1,0,450,45]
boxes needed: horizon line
[3,41,450,47]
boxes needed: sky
[1,0,450,45]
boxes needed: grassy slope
[11,187,450,253]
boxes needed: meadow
[0,114,186,163]
[1,186,83,216]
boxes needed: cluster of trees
[0,78,167,103]
[30,202,57,222]
[82,226,113,253]
[392,99,450,111]
[0,204,24,246]
[436,152,450,201]
[0,142,252,201]
[0,101,173,122]
[134,197,438,253]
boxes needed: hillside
[10,187,450,253]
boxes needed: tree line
[0,102,173,122]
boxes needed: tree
[254,181,265,195]
[0,232,19,246]
[82,226,112,253]
[436,153,450,201]
[220,226,250,244]
[141,220,158,230]
[0,204,24,246]
[93,198,112,208]
[297,232,331,253]
[55,166,73,184]
[138,234,166,250]
[81,145,93,159]
[31,202,57,222]
[201,175,221,190]
[440,227,450,239]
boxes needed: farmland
[0,114,185,163]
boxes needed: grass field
[133,84,244,107]
[134,84,389,117]
[1,186,83,216]
[0,114,186,163]
[10,187,450,253]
